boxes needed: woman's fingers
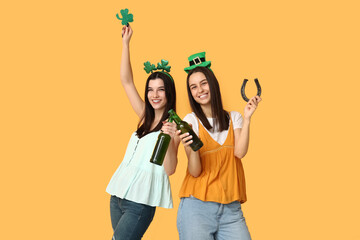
[251,98,257,108]
[180,133,193,145]
[122,25,133,39]
[250,97,257,105]
[161,126,174,133]
[121,26,126,37]
[255,95,262,103]
[248,96,262,105]
[162,122,176,130]
[161,122,177,137]
[253,97,258,105]
[175,130,193,146]
[244,96,262,119]
[247,96,259,109]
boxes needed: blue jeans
[177,196,251,240]
[110,196,156,240]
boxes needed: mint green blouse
[106,131,173,208]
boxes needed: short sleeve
[231,111,243,129]
[183,113,199,136]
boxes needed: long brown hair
[136,72,176,138]
[186,67,229,131]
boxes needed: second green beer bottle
[149,116,173,166]
[168,109,203,151]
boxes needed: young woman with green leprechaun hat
[176,52,262,240]
[106,21,180,240]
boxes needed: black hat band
[189,57,206,66]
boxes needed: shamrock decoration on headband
[116,8,134,25]
[144,61,157,74]
[144,60,173,81]
[157,60,171,72]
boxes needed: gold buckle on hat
[193,57,201,65]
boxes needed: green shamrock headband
[144,60,174,82]
[116,8,134,25]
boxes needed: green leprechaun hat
[184,52,211,73]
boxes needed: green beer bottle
[168,109,203,151]
[149,117,173,166]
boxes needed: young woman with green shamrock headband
[176,52,262,240]
[106,15,180,240]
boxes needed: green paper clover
[157,60,171,72]
[116,8,134,25]
[144,61,157,74]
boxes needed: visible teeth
[153,100,160,103]
[199,94,207,99]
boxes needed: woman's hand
[122,24,133,46]
[243,95,262,121]
[175,123,202,177]
[161,121,177,139]
[120,23,144,118]
[162,120,180,176]
[175,123,193,148]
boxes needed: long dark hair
[136,72,176,138]
[186,67,229,131]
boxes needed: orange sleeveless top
[179,117,247,204]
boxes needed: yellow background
[1,0,360,239]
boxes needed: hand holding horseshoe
[241,78,262,120]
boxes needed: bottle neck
[168,109,182,124]
[171,115,182,125]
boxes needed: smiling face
[147,78,167,111]
[188,72,211,106]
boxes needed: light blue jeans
[110,196,156,240]
[177,196,251,240]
